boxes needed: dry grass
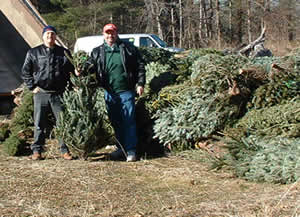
[0,140,299,217]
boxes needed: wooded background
[32,0,300,53]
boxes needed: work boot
[126,150,137,162]
[109,149,125,160]
[31,152,42,160]
[62,152,73,160]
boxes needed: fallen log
[238,27,266,56]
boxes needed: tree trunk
[144,0,154,33]
[261,0,266,29]
[238,26,266,56]
[247,0,252,43]
[198,0,203,41]
[208,0,213,39]
[236,0,244,44]
[286,0,296,41]
[202,0,209,39]
[229,0,233,43]
[171,6,175,47]
[215,0,221,48]
[154,1,163,40]
[179,0,183,48]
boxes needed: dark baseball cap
[42,25,57,35]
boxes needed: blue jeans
[104,90,137,152]
[32,92,69,154]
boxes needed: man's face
[103,30,117,46]
[42,31,56,47]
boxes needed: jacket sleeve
[135,48,146,87]
[64,49,75,73]
[21,50,35,90]
[89,49,97,74]
[89,48,104,87]
[63,48,74,90]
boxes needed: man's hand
[75,68,81,76]
[32,87,40,94]
[136,86,144,97]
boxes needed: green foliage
[150,53,253,151]
[248,81,299,109]
[153,90,220,150]
[50,0,67,8]
[217,100,300,184]
[246,58,300,110]
[234,101,300,138]
[249,56,281,72]
[135,95,164,156]
[2,88,33,156]
[173,48,224,83]
[145,62,170,85]
[224,136,300,184]
[0,123,10,142]
[191,54,249,86]
[43,0,144,46]
[139,47,175,65]
[152,85,242,150]
[10,89,34,129]
[144,62,176,94]
[140,47,191,87]
[43,6,91,46]
[188,48,224,59]
[55,73,114,159]
[134,49,182,156]
[150,83,190,114]
[149,49,299,155]
[2,134,27,156]
[172,58,193,83]
[65,50,93,74]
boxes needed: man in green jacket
[76,23,146,161]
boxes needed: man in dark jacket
[76,23,145,161]
[22,25,74,160]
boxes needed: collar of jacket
[42,44,57,50]
[103,38,125,47]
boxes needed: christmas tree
[55,51,113,159]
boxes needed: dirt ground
[0,141,299,217]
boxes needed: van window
[140,37,157,48]
[120,37,135,46]
[151,35,167,48]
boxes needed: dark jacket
[90,38,146,91]
[22,44,74,92]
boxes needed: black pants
[31,92,69,154]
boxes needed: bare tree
[170,3,176,47]
[198,0,204,41]
[179,0,183,48]
[236,0,244,44]
[197,0,210,42]
[208,0,213,39]
[228,0,233,43]
[143,0,166,40]
[215,0,221,48]
[43,0,299,50]
[144,0,154,33]
[247,0,252,43]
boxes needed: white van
[74,34,184,54]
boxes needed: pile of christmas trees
[143,47,299,183]
[136,47,299,183]
[1,47,299,183]
[219,50,300,184]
